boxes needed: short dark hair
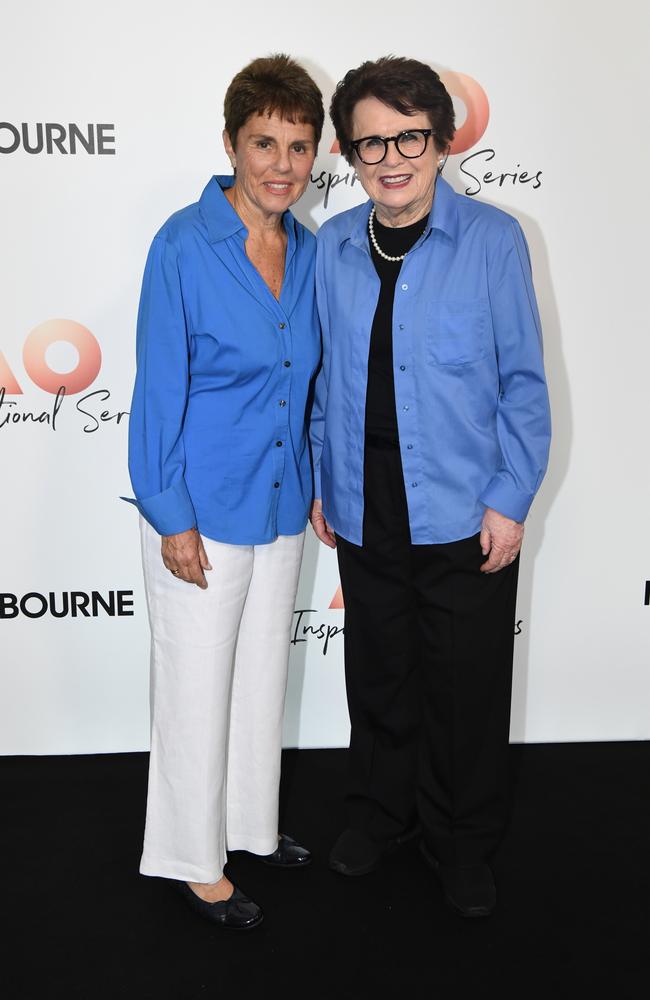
[224,54,324,148]
[330,56,455,164]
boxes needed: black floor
[3,744,650,999]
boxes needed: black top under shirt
[365,212,429,446]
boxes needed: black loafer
[260,834,311,868]
[329,824,420,877]
[420,842,496,918]
[177,881,263,929]
[329,828,398,876]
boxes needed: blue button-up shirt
[311,177,551,546]
[126,176,321,544]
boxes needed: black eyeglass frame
[350,128,436,164]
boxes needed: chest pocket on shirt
[425,300,490,366]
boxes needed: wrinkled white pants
[138,518,305,883]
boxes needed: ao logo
[0,319,101,395]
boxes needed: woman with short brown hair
[128,54,323,930]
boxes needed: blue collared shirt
[311,177,551,546]
[126,176,321,544]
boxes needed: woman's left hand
[479,508,524,574]
[161,527,212,588]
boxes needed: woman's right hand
[310,499,336,548]
[161,527,212,588]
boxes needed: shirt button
[411,482,418,487]
[276,440,283,447]
[274,481,280,488]
[407,443,413,450]
[279,400,286,407]
[279,322,286,329]
[399,324,405,330]
[284,360,291,367]
[401,283,408,291]
[399,365,406,371]
[403,405,409,411]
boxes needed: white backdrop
[1,0,648,754]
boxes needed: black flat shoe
[177,881,263,929]
[420,842,496,918]
[260,834,311,868]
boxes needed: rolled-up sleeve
[479,219,551,523]
[125,234,197,536]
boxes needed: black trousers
[335,442,519,865]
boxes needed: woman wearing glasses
[310,57,551,917]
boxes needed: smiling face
[223,110,317,226]
[351,96,443,227]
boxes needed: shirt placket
[392,251,425,527]
[235,222,297,528]
[272,315,293,511]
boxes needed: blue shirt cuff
[121,477,196,536]
[479,476,535,524]
[313,462,322,500]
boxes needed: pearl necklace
[368,206,412,262]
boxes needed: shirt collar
[341,173,459,252]
[426,175,459,244]
[199,174,298,245]
[346,199,374,251]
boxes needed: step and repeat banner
[1,0,648,753]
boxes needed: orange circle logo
[439,72,490,155]
[23,319,101,395]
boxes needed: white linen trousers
[139,517,305,883]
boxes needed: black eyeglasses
[350,129,435,165]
